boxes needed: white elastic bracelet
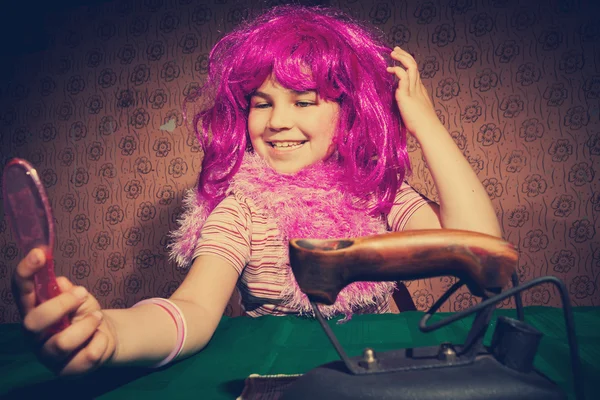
[133,297,187,368]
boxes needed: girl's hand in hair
[386,47,442,139]
[386,47,502,238]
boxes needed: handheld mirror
[2,158,69,332]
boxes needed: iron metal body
[282,233,583,400]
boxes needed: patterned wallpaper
[0,0,599,323]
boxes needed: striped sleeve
[387,182,434,232]
[192,194,252,275]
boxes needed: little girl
[12,6,501,375]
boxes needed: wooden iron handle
[288,229,519,305]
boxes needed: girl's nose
[267,105,293,131]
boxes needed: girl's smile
[247,77,339,174]
[267,140,307,150]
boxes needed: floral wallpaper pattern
[0,0,599,323]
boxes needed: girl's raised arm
[387,47,502,238]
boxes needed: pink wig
[186,5,410,216]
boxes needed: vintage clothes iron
[282,230,584,400]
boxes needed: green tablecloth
[1,306,598,399]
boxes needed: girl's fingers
[12,248,47,315]
[390,47,419,94]
[56,276,75,292]
[386,66,410,99]
[60,329,110,376]
[22,286,89,335]
[43,311,104,360]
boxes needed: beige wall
[0,0,599,323]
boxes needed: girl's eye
[253,103,271,109]
[296,101,314,108]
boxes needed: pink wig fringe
[184,5,411,217]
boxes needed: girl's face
[247,77,339,174]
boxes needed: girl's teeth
[271,142,304,148]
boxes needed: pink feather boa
[169,153,395,318]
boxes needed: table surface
[1,306,598,400]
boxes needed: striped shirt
[193,182,431,317]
